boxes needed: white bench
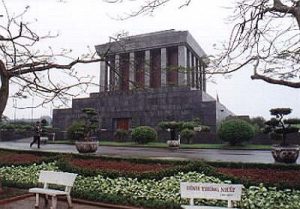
[180,182,243,209]
[29,171,77,209]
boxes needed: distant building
[53,30,233,134]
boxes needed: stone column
[199,61,203,92]
[115,54,120,91]
[109,56,115,91]
[129,52,135,90]
[191,55,195,88]
[178,45,187,87]
[161,48,167,87]
[99,61,106,92]
[202,65,206,92]
[104,62,108,91]
[186,50,191,87]
[144,50,150,88]
[195,58,199,89]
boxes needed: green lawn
[49,140,271,150]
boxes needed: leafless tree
[104,0,191,20]
[213,0,300,88]
[105,0,300,88]
[0,3,104,119]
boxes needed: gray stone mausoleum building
[53,30,233,134]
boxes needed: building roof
[95,30,207,59]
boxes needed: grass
[48,140,271,150]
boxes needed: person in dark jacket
[30,121,41,148]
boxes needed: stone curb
[71,198,147,209]
[0,193,147,209]
[0,193,34,205]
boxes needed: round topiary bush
[218,119,255,145]
[131,126,157,144]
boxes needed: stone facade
[53,87,233,132]
[52,30,233,134]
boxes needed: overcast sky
[2,0,300,120]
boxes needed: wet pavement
[0,138,297,164]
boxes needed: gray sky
[2,0,300,120]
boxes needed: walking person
[30,121,41,148]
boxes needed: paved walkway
[0,138,297,164]
[0,196,108,209]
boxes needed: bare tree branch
[110,0,300,88]
[103,0,189,20]
[0,1,105,118]
[251,72,300,88]
[208,0,300,88]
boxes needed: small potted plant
[74,108,99,153]
[264,108,300,163]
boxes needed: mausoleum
[53,30,233,134]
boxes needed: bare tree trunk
[294,8,300,29]
[0,60,9,120]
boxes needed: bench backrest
[180,182,243,207]
[38,171,77,187]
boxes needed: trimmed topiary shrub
[114,129,129,141]
[218,119,255,145]
[264,108,300,146]
[67,121,85,141]
[249,116,266,133]
[132,126,157,144]
[181,122,197,130]
[180,128,195,144]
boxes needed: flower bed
[0,150,300,209]
[217,167,300,188]
[68,158,174,173]
[0,162,58,188]
[56,156,204,180]
[0,162,300,209]
[0,151,48,166]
